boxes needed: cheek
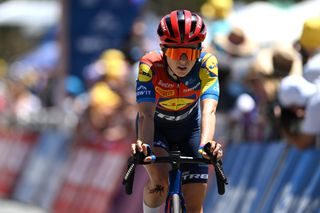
[166,58,177,67]
[188,60,196,67]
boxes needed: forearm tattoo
[149,184,164,194]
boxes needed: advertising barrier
[0,129,38,198]
[204,142,320,213]
[52,141,130,213]
[0,127,318,213]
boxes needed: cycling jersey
[136,51,220,123]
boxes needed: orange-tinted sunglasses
[165,47,201,60]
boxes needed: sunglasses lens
[165,48,201,60]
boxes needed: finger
[211,141,217,149]
[213,143,222,155]
[201,152,209,160]
[209,141,217,153]
[142,144,149,156]
[217,149,223,159]
[131,144,137,155]
[144,156,152,162]
[136,140,143,152]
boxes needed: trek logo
[182,173,208,181]
[156,102,198,121]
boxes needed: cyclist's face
[165,44,201,78]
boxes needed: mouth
[177,66,187,70]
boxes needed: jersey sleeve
[199,53,220,101]
[136,61,156,103]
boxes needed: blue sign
[68,0,142,80]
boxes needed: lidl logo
[138,63,152,82]
[159,98,194,110]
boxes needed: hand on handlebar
[131,140,155,163]
[198,141,223,160]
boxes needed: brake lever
[203,143,228,195]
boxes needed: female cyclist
[132,9,223,213]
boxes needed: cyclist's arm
[137,102,156,146]
[200,98,218,147]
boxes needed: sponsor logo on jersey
[183,82,201,93]
[155,87,175,97]
[155,102,198,121]
[158,80,174,88]
[138,63,152,82]
[137,85,147,91]
[205,56,218,75]
[137,85,151,96]
[159,98,194,110]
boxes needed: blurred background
[0,0,319,212]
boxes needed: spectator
[249,42,302,101]
[303,53,320,83]
[0,58,8,78]
[277,75,320,149]
[83,48,131,89]
[228,93,263,143]
[212,26,259,83]
[200,0,233,46]
[295,16,320,65]
[6,77,42,120]
[74,81,122,145]
[209,27,259,143]
[241,42,304,141]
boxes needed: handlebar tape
[122,145,153,195]
[203,143,228,195]
[122,158,136,195]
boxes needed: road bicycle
[122,143,228,213]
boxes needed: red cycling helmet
[157,10,207,46]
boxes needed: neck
[167,66,178,80]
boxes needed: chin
[175,70,191,77]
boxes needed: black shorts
[152,116,208,185]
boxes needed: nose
[179,54,188,65]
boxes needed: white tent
[228,0,320,45]
[0,0,60,32]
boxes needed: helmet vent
[177,10,185,42]
[165,38,175,43]
[189,37,200,42]
[165,16,175,38]
[200,24,205,33]
[190,16,197,37]
[157,26,164,36]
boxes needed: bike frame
[164,152,186,213]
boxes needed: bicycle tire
[172,194,181,213]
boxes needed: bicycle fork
[165,163,186,213]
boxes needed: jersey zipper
[176,80,180,113]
